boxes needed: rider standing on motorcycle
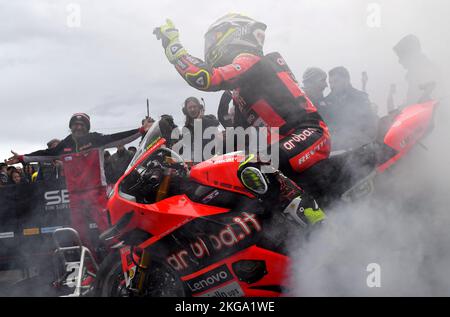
[154,14,328,227]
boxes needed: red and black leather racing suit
[172,52,331,174]
[20,128,145,255]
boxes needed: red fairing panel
[190,152,254,198]
[108,194,230,238]
[378,101,436,172]
[181,245,291,297]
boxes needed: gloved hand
[153,19,187,63]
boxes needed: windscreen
[127,120,164,172]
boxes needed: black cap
[69,113,91,131]
[394,34,421,57]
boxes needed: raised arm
[154,19,260,92]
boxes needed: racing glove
[153,19,187,63]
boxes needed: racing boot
[275,171,326,228]
[238,159,325,227]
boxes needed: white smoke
[292,100,450,296]
[287,0,450,297]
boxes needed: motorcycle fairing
[378,101,436,172]
[139,209,265,276]
[190,152,255,198]
[181,245,290,297]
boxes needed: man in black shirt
[324,67,378,151]
[110,144,134,183]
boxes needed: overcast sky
[1,0,449,159]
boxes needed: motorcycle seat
[291,143,378,205]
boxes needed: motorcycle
[91,99,437,297]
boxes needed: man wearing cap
[5,113,153,164]
[302,67,329,111]
[302,67,332,126]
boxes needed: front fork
[135,250,151,295]
[120,246,151,296]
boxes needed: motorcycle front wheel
[93,251,186,297]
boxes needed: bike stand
[52,228,99,297]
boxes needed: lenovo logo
[186,265,233,294]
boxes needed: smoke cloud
[292,88,450,297]
[284,0,450,297]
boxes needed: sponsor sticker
[176,59,188,70]
[186,264,234,295]
[198,281,244,297]
[167,212,261,272]
[125,266,136,288]
[201,190,220,204]
[41,226,63,234]
[23,228,40,236]
[0,232,14,239]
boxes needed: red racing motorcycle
[92,100,437,297]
